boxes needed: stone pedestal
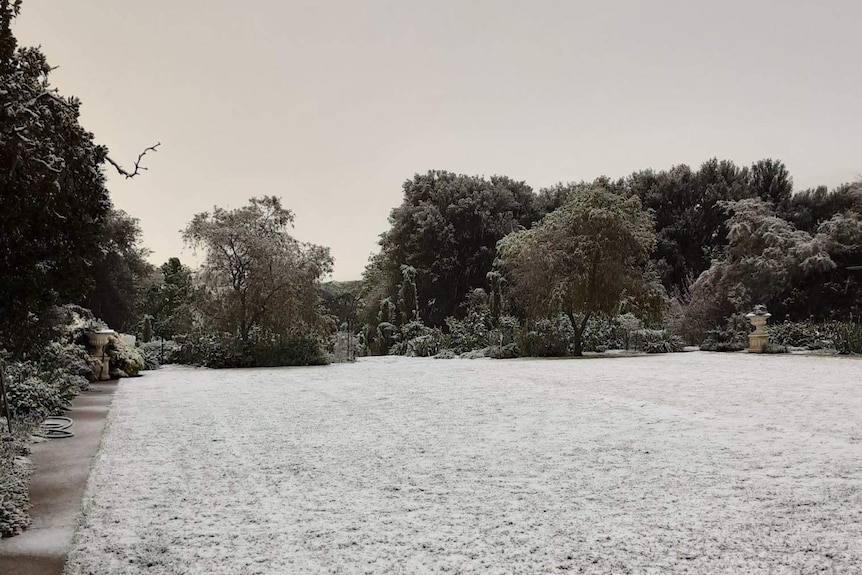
[746,308,771,353]
[87,330,116,381]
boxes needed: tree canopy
[367,171,538,328]
[497,185,656,355]
[0,1,113,349]
[84,209,154,332]
[685,198,837,328]
[182,196,333,343]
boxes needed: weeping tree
[497,185,656,355]
[686,198,839,329]
[182,196,333,345]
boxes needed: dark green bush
[486,316,522,359]
[138,346,160,370]
[38,342,92,387]
[3,360,85,423]
[445,315,488,354]
[832,322,862,354]
[174,328,329,368]
[519,314,573,357]
[0,307,101,539]
[0,427,34,538]
[700,313,749,352]
[390,321,444,357]
[581,317,624,352]
[761,342,789,354]
[769,320,862,354]
[766,321,815,347]
[105,336,144,378]
[640,329,684,353]
[443,288,494,354]
[487,343,519,359]
[700,339,746,352]
[433,349,457,359]
[139,340,181,365]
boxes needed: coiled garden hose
[41,416,74,439]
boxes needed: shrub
[0,427,34,538]
[445,315,488,354]
[460,348,488,359]
[613,313,644,350]
[444,288,493,354]
[38,342,92,390]
[389,321,445,357]
[769,320,862,354]
[139,340,181,365]
[487,343,519,359]
[639,329,684,354]
[0,307,102,540]
[173,328,329,368]
[434,349,457,359]
[487,315,522,359]
[700,313,749,352]
[3,360,85,423]
[581,316,621,352]
[767,321,814,348]
[251,332,329,367]
[139,346,160,371]
[832,322,862,354]
[403,334,441,357]
[105,336,144,378]
[521,314,573,357]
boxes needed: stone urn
[745,305,771,353]
[87,329,117,381]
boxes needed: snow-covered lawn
[65,353,862,574]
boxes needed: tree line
[353,163,861,357]
[1,0,860,365]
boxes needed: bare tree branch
[105,142,160,179]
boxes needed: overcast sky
[13,0,861,280]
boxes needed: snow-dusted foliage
[364,171,538,329]
[497,185,657,355]
[0,3,113,352]
[0,429,32,538]
[105,335,144,378]
[181,197,333,367]
[686,198,836,330]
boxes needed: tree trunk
[569,311,592,357]
[239,292,249,344]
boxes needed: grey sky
[14,0,861,280]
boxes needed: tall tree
[85,209,154,331]
[182,196,332,343]
[368,171,538,328]
[749,158,793,207]
[783,182,862,233]
[0,1,111,350]
[625,159,752,295]
[497,185,656,355]
[0,2,157,350]
[140,257,195,339]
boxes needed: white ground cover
[65,353,862,574]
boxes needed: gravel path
[65,353,862,574]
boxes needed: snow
[64,353,862,574]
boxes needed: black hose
[41,416,74,439]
